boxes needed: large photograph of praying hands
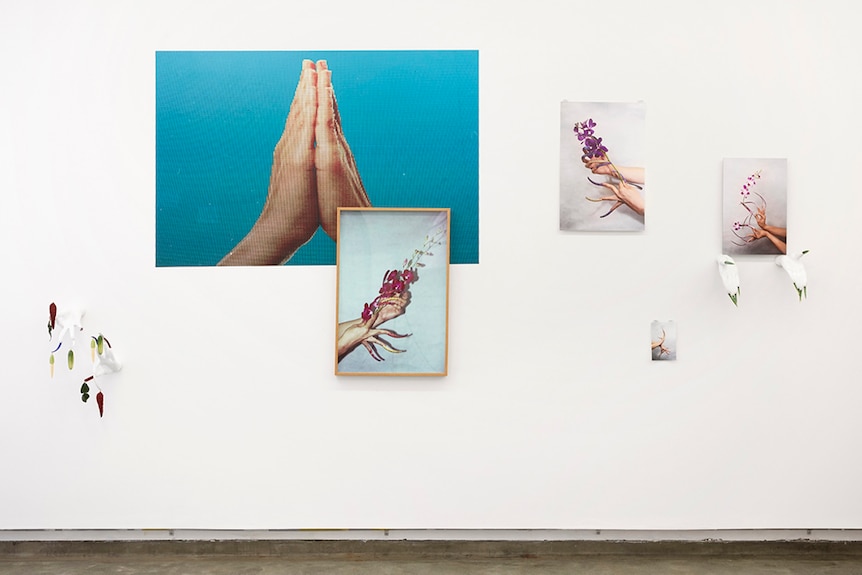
[722,158,788,255]
[560,101,646,232]
[156,51,478,267]
[336,209,449,376]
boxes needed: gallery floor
[2,540,862,574]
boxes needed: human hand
[371,290,412,328]
[590,180,645,217]
[337,322,410,363]
[583,158,646,187]
[315,60,371,241]
[337,290,412,362]
[220,60,320,265]
[746,226,786,253]
[755,207,767,229]
[583,156,614,176]
[749,227,767,240]
[754,206,786,242]
[651,329,670,357]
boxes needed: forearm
[622,188,645,216]
[764,231,787,254]
[614,166,644,185]
[763,224,786,239]
[218,213,309,266]
[337,318,366,362]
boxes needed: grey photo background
[651,320,677,361]
[722,158,788,255]
[560,101,646,232]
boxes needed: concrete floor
[2,540,862,574]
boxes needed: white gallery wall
[1,0,861,531]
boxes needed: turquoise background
[156,50,479,266]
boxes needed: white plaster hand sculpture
[716,254,740,307]
[775,250,809,301]
[50,307,85,349]
[48,304,85,373]
[85,336,122,418]
[93,338,122,377]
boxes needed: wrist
[220,215,304,266]
[337,318,367,361]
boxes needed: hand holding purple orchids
[337,223,446,363]
[574,118,645,218]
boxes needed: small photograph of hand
[651,320,677,361]
[156,51,479,266]
[560,101,646,232]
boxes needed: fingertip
[299,60,316,86]
[317,59,328,70]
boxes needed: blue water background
[156,51,478,266]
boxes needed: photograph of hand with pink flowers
[560,101,646,232]
[336,208,449,376]
[722,158,788,255]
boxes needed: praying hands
[219,60,370,266]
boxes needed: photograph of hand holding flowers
[2,0,861,540]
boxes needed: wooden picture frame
[335,208,450,376]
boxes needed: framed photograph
[156,51,477,267]
[722,158,788,255]
[560,101,646,232]
[336,208,450,376]
[651,320,677,361]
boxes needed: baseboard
[1,529,862,544]
[2,538,862,559]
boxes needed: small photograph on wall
[560,101,646,232]
[336,208,449,376]
[156,51,478,267]
[651,320,676,361]
[722,158,787,255]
